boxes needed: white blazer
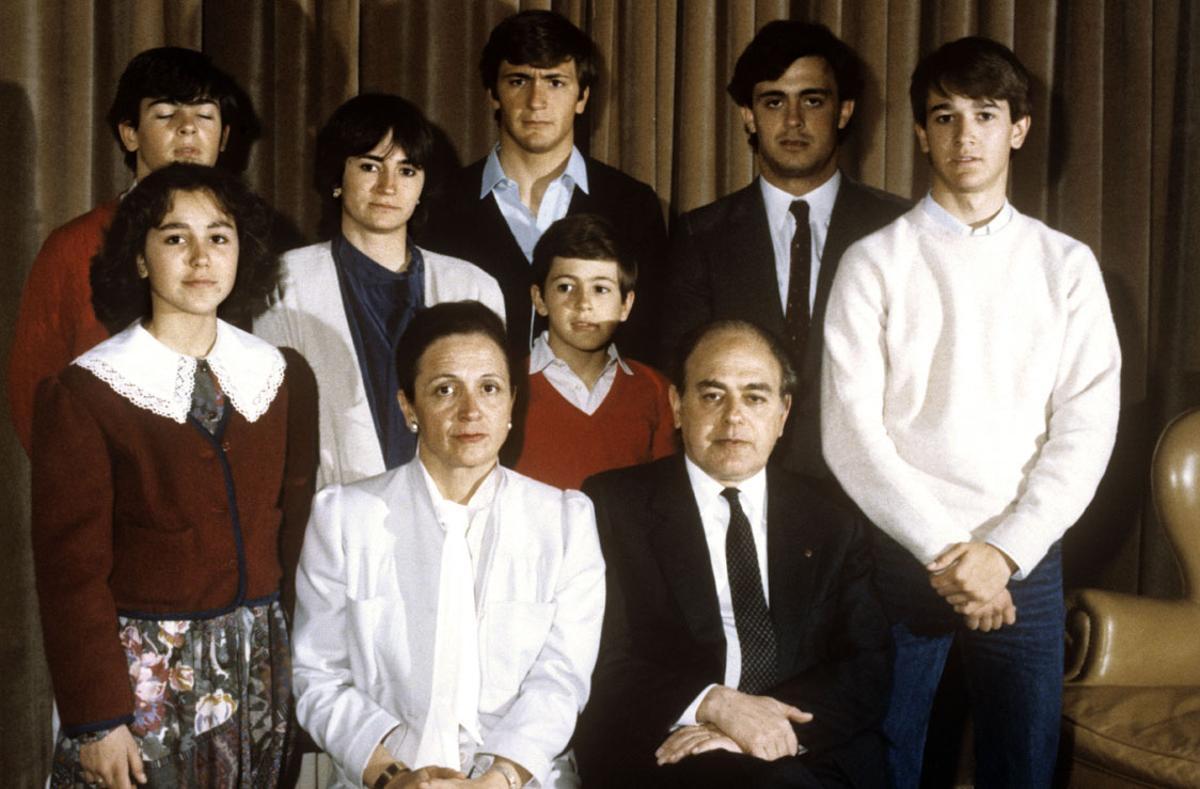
[253,241,507,488]
[291,460,605,789]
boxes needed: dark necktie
[786,200,812,354]
[721,487,776,693]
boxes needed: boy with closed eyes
[9,47,244,454]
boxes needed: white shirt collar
[480,144,590,199]
[529,330,631,376]
[920,192,1014,236]
[683,454,768,522]
[759,170,841,237]
[73,319,286,423]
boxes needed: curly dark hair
[91,163,276,332]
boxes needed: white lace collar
[74,320,286,423]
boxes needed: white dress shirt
[760,170,841,314]
[675,457,769,725]
[480,145,590,263]
[529,331,631,415]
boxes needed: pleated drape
[2,1,1196,783]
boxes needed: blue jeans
[872,535,1064,789]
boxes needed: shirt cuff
[674,684,718,728]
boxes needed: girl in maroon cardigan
[32,164,315,788]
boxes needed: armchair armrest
[1065,589,1200,686]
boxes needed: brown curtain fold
[1,1,1194,782]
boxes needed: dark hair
[531,213,636,297]
[910,37,1031,126]
[314,93,435,238]
[669,320,798,398]
[727,21,863,148]
[106,47,243,172]
[395,301,513,401]
[480,10,597,100]
[91,163,276,332]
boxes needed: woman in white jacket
[255,94,506,488]
[292,301,605,789]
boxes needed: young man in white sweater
[821,37,1120,788]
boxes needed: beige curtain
[2,1,1193,782]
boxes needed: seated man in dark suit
[661,22,908,483]
[419,9,667,362]
[577,320,889,788]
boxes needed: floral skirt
[52,600,291,788]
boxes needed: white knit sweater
[821,202,1121,578]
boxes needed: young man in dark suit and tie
[576,320,889,788]
[419,9,667,362]
[661,22,908,484]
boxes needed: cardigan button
[221,441,232,453]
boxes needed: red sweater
[31,349,317,736]
[8,200,118,453]
[513,358,678,490]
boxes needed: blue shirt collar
[480,144,590,199]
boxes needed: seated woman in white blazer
[255,94,506,488]
[292,302,606,789]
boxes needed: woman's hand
[415,758,528,788]
[79,725,146,788]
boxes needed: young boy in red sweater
[509,213,677,489]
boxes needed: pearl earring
[332,186,343,198]
[409,422,419,433]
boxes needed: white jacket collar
[74,319,286,423]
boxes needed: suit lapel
[816,178,864,322]
[728,184,787,331]
[765,466,819,664]
[646,459,725,649]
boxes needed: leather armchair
[1060,408,1200,787]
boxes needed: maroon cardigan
[31,348,317,737]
